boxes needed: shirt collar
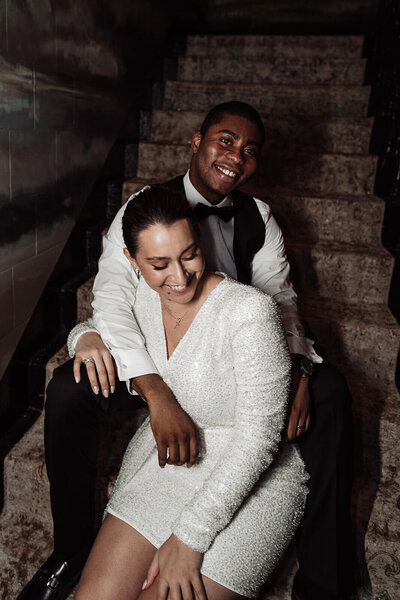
[183,171,232,208]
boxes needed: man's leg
[293,363,353,600]
[17,358,142,600]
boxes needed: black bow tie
[194,202,237,223]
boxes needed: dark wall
[0,0,208,386]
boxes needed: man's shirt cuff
[286,335,323,363]
[112,348,159,382]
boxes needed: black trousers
[44,359,353,598]
[295,364,353,600]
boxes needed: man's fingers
[158,442,168,468]
[167,442,180,465]
[305,413,311,431]
[287,409,300,441]
[178,436,190,466]
[187,435,199,468]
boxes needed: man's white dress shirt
[89,172,321,382]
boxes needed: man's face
[189,113,262,205]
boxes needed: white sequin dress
[106,275,308,597]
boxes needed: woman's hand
[73,331,116,397]
[142,535,207,600]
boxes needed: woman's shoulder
[214,274,279,317]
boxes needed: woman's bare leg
[75,514,156,600]
[76,514,247,600]
[139,574,246,600]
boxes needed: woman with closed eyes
[74,185,308,600]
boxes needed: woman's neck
[160,272,223,357]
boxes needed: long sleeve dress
[104,274,309,597]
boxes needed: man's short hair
[199,101,265,145]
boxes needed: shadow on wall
[0,0,207,387]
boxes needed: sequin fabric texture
[100,276,308,597]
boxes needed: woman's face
[124,219,205,306]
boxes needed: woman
[73,186,308,600]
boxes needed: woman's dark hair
[122,185,200,257]
[199,101,265,145]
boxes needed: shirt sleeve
[172,291,292,552]
[91,201,159,381]
[251,198,322,363]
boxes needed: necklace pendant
[174,317,182,329]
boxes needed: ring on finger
[83,358,95,365]
[296,425,305,429]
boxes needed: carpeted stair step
[123,181,385,248]
[286,242,393,307]
[177,56,366,86]
[135,142,377,196]
[145,110,374,155]
[184,35,365,60]
[122,178,383,245]
[299,298,399,392]
[0,342,68,597]
[162,81,370,118]
[77,275,95,323]
[0,413,53,598]
[260,192,385,247]
[254,150,377,196]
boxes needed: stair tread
[123,178,381,204]
[164,81,370,94]
[137,140,377,160]
[163,81,370,117]
[177,56,367,86]
[185,35,365,59]
[285,238,390,256]
[135,142,377,196]
[146,110,374,154]
[301,297,397,325]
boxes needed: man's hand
[284,371,311,442]
[141,534,207,600]
[131,374,199,468]
[73,331,116,397]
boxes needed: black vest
[160,175,266,285]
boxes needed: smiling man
[190,112,262,202]
[18,102,353,600]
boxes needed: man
[18,102,353,600]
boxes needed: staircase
[1,34,399,600]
